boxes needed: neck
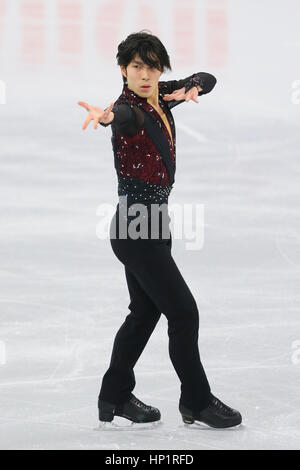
[146,85,159,108]
[125,83,160,107]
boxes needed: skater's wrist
[99,111,114,125]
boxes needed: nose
[141,68,150,80]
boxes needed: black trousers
[98,205,211,412]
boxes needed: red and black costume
[100,72,217,208]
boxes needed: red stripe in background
[20,0,45,64]
[0,0,7,49]
[173,0,197,67]
[58,0,82,65]
[95,0,125,62]
[136,0,159,36]
[205,0,228,68]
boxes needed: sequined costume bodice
[100,72,217,207]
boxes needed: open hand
[162,85,201,103]
[77,101,114,130]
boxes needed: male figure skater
[78,31,242,429]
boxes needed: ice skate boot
[179,393,242,429]
[97,393,161,430]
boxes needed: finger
[82,115,92,130]
[186,90,196,102]
[103,102,114,116]
[189,90,198,103]
[93,117,98,130]
[78,101,90,111]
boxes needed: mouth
[141,86,151,89]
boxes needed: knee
[184,300,199,328]
[126,305,161,325]
[168,298,199,330]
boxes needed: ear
[120,65,127,79]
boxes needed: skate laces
[130,395,150,410]
[209,394,235,415]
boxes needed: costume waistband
[118,176,172,206]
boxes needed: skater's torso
[110,83,177,195]
[100,73,217,208]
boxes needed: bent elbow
[207,74,217,93]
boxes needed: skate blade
[95,417,162,432]
[183,420,243,431]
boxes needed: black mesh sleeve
[159,72,217,109]
[99,103,144,137]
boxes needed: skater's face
[120,54,162,99]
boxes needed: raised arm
[161,72,217,96]
[160,72,217,109]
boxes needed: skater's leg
[99,266,161,404]
[109,236,211,412]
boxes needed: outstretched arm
[78,101,144,137]
[78,101,115,130]
[98,103,144,137]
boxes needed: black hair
[116,29,172,84]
